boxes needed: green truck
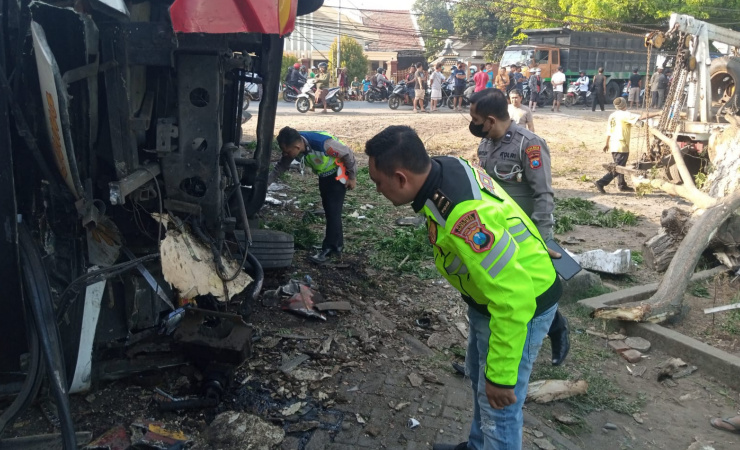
[500,28,656,104]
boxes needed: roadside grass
[688,281,711,298]
[721,308,740,335]
[554,197,638,234]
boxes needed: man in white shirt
[550,66,566,113]
[429,63,445,111]
[576,71,589,109]
[508,89,534,132]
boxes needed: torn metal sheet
[130,420,190,449]
[84,425,129,450]
[160,227,252,302]
[69,272,106,393]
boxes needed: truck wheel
[709,56,740,117]
[606,81,622,103]
[239,230,295,270]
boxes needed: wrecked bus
[0,0,321,446]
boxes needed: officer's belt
[317,168,338,178]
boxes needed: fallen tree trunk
[593,189,740,322]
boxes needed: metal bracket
[109,162,160,205]
[156,118,178,154]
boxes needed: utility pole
[337,0,341,72]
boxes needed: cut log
[593,189,740,322]
[643,232,679,272]
[660,207,692,236]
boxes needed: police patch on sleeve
[326,147,339,157]
[451,211,494,253]
[427,218,437,245]
[525,145,542,170]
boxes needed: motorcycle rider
[313,62,330,113]
[290,63,307,86]
[375,68,391,100]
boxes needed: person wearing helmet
[375,67,390,100]
[473,64,489,93]
[314,62,330,113]
[290,62,307,85]
[528,68,543,112]
[293,62,300,70]
[309,66,317,78]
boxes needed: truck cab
[499,45,560,80]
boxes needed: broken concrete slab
[427,331,458,350]
[608,340,631,353]
[625,336,651,352]
[571,249,631,274]
[408,372,424,387]
[314,301,352,311]
[206,411,284,450]
[621,349,643,363]
[560,269,602,302]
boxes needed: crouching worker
[365,126,561,450]
[269,127,357,263]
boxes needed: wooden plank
[704,302,740,314]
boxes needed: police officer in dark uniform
[469,88,570,366]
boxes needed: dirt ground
[5,105,740,450]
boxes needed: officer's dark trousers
[598,152,629,188]
[651,90,660,108]
[319,174,346,252]
[591,90,605,111]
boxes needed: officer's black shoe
[432,442,468,450]
[619,185,635,192]
[549,311,570,366]
[308,247,342,264]
[308,248,332,264]
[593,181,607,194]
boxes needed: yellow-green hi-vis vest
[416,156,560,388]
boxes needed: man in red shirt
[473,65,489,93]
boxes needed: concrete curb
[623,322,740,391]
[577,266,739,390]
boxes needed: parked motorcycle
[282,80,304,102]
[295,78,344,113]
[563,81,592,107]
[388,81,428,109]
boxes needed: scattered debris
[585,330,627,340]
[407,418,420,429]
[395,217,425,227]
[562,236,586,245]
[264,195,283,206]
[285,421,320,433]
[394,402,410,411]
[625,337,652,352]
[315,301,352,312]
[130,421,190,449]
[174,308,252,364]
[281,402,305,416]
[355,413,366,424]
[533,438,557,450]
[281,284,326,321]
[419,370,444,385]
[687,437,716,450]
[348,211,366,219]
[206,411,284,449]
[526,380,588,403]
[571,248,632,274]
[554,414,579,425]
[408,372,424,387]
[632,413,644,424]
[427,331,458,350]
[279,354,310,374]
[662,379,678,388]
[160,226,253,301]
[603,423,618,431]
[86,425,130,450]
[630,366,647,377]
[454,322,469,339]
[365,425,382,437]
[319,336,333,354]
[415,318,431,328]
[608,340,631,353]
[673,365,698,379]
[291,369,331,382]
[657,358,689,381]
[620,349,643,363]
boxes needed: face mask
[469,120,488,138]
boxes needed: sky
[322,0,416,11]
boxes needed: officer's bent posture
[365,126,561,450]
[270,127,357,263]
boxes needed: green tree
[281,54,299,82]
[448,2,514,61]
[329,36,369,84]
[413,0,455,59]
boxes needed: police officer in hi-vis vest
[365,125,561,450]
[470,88,570,367]
[269,127,357,263]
